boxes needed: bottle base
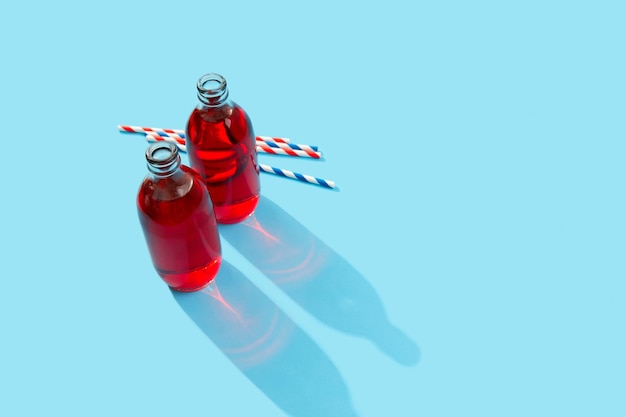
[215,194,260,224]
[160,257,222,292]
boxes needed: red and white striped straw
[258,139,319,153]
[145,133,187,152]
[118,125,184,135]
[118,125,292,144]
[255,135,291,144]
[255,141,321,158]
[136,131,317,153]
[143,133,320,159]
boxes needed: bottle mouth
[146,142,180,175]
[197,73,229,105]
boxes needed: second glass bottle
[186,73,260,224]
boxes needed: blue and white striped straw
[259,164,336,189]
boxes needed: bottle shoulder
[137,167,212,223]
[186,101,255,147]
[138,168,198,203]
[190,101,251,122]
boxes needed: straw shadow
[219,196,420,366]
[172,261,360,417]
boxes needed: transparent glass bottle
[137,142,222,291]
[185,73,260,224]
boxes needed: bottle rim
[197,73,229,106]
[145,142,180,175]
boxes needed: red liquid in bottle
[138,165,222,291]
[186,98,260,224]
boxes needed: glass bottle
[185,73,260,224]
[137,142,222,292]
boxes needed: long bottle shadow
[219,196,420,366]
[172,261,360,417]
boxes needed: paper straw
[143,133,320,159]
[141,130,318,152]
[256,142,321,159]
[144,130,311,150]
[259,140,319,153]
[144,133,318,159]
[145,133,187,152]
[259,164,336,189]
[144,130,187,139]
[144,133,185,146]
[118,125,292,144]
[118,125,184,136]
[140,134,335,189]
[254,135,291,144]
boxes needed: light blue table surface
[2,1,625,416]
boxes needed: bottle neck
[197,73,230,107]
[146,142,182,178]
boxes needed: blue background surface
[1,1,625,416]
